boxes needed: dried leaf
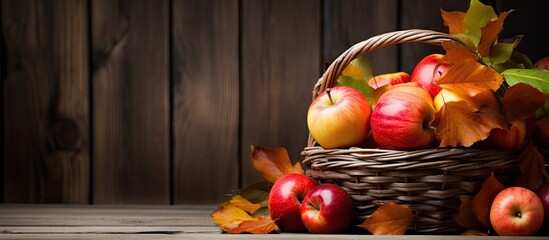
[441,9,466,35]
[224,216,279,234]
[503,83,549,121]
[229,195,262,214]
[233,181,271,207]
[433,101,507,147]
[462,229,489,236]
[438,42,504,96]
[519,143,549,191]
[478,11,511,57]
[455,198,483,230]
[251,145,303,183]
[358,202,413,235]
[472,173,505,228]
[211,204,255,229]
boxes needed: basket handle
[308,29,460,147]
[312,29,460,100]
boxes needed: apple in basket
[410,53,450,98]
[300,183,354,234]
[490,187,544,236]
[367,72,410,89]
[484,120,527,151]
[307,86,371,149]
[371,83,436,150]
[268,174,318,232]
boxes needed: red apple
[268,174,318,232]
[539,184,549,224]
[410,54,450,98]
[367,72,410,89]
[371,85,436,150]
[300,183,354,234]
[485,120,527,151]
[490,187,544,236]
[307,86,371,149]
[535,56,549,70]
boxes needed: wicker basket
[301,29,521,234]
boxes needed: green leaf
[234,181,271,207]
[464,0,498,47]
[337,75,374,105]
[503,68,549,93]
[490,43,515,65]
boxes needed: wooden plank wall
[1,0,548,204]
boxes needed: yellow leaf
[433,101,507,147]
[224,216,279,234]
[438,41,504,96]
[478,11,511,57]
[251,145,303,183]
[441,9,466,35]
[342,62,366,80]
[211,204,254,230]
[229,195,262,214]
[358,202,412,235]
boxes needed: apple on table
[300,183,354,234]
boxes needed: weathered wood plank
[2,0,89,203]
[240,0,322,185]
[324,0,398,74]
[172,0,240,204]
[92,0,170,204]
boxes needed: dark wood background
[1,0,548,205]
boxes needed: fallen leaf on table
[229,195,261,214]
[471,173,505,228]
[224,216,279,234]
[211,203,279,234]
[358,202,413,235]
[251,145,303,183]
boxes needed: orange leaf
[211,204,255,230]
[478,11,511,57]
[358,202,413,235]
[438,41,504,96]
[229,195,261,214]
[441,9,466,35]
[503,83,549,121]
[471,173,505,228]
[519,143,549,191]
[433,101,507,147]
[224,216,279,234]
[462,229,489,236]
[455,198,483,230]
[251,145,303,183]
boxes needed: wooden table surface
[0,204,541,239]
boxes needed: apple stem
[326,88,334,105]
[307,201,320,211]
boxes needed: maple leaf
[251,145,303,183]
[503,83,549,121]
[433,101,507,147]
[478,11,511,57]
[224,216,279,234]
[358,202,413,235]
[438,41,504,97]
[211,204,255,230]
[455,198,484,230]
[519,143,549,191]
[471,173,505,228]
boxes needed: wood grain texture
[171,0,240,204]
[2,0,89,203]
[399,1,469,73]
[92,0,170,204]
[240,0,322,185]
[324,0,398,74]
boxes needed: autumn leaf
[462,229,489,236]
[433,101,507,147]
[224,216,279,234]
[441,9,466,35]
[358,202,413,235]
[211,204,255,230]
[471,173,505,228]
[251,145,303,183]
[455,198,483,230]
[478,11,511,57]
[503,83,549,121]
[438,41,504,97]
[463,0,498,48]
[229,195,261,214]
[519,143,549,191]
